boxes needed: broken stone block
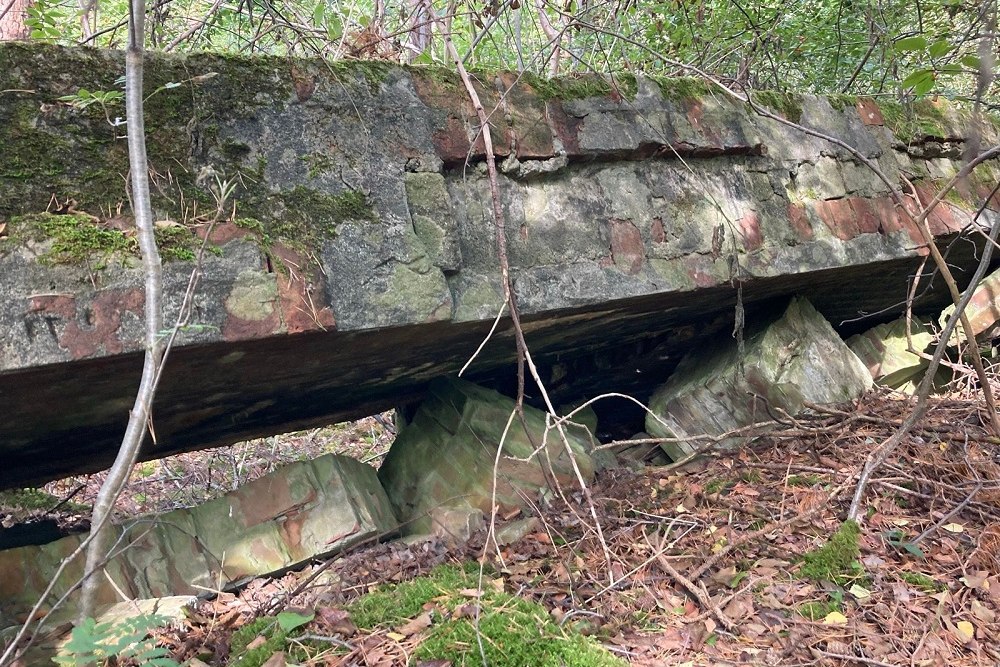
[187,453,398,586]
[645,297,873,461]
[939,267,1000,343]
[429,507,485,544]
[847,316,933,388]
[0,454,397,629]
[378,377,599,534]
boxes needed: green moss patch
[878,98,961,141]
[3,212,208,267]
[650,76,715,103]
[349,564,624,667]
[827,93,858,112]
[0,488,86,513]
[520,71,638,102]
[753,90,804,123]
[898,571,942,592]
[798,520,862,583]
[797,597,842,621]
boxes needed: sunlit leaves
[895,36,928,52]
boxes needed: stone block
[378,377,599,534]
[0,454,397,628]
[645,297,873,460]
[939,267,1000,344]
[847,316,933,388]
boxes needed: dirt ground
[7,389,1000,666]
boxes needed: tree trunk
[0,0,32,41]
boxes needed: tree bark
[0,0,32,41]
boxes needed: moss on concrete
[520,71,638,101]
[827,93,858,112]
[753,90,804,123]
[878,98,954,140]
[649,76,715,103]
[3,212,206,266]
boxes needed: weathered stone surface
[0,43,997,487]
[939,267,1000,344]
[0,454,396,628]
[646,298,873,460]
[378,377,599,534]
[848,316,934,388]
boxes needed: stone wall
[1,43,998,486]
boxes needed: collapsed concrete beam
[1,44,998,486]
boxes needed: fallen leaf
[459,588,483,598]
[0,222,6,237]
[955,620,975,643]
[386,631,406,641]
[961,572,989,590]
[823,611,848,624]
[849,584,871,600]
[261,652,286,667]
[971,600,996,623]
[942,523,964,533]
[398,611,433,637]
[710,566,737,585]
[245,635,268,651]
[315,607,357,636]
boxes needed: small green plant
[54,614,179,666]
[57,89,125,112]
[883,529,925,558]
[798,597,840,621]
[787,474,824,487]
[228,611,315,666]
[23,0,67,42]
[704,478,732,495]
[799,520,862,583]
[898,571,941,592]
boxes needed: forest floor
[10,388,1000,666]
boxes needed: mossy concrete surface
[0,43,998,487]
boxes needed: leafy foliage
[53,614,179,667]
[16,0,996,109]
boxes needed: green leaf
[913,76,936,96]
[901,68,934,90]
[928,39,952,59]
[903,541,926,558]
[326,15,342,40]
[962,55,982,69]
[276,610,314,632]
[895,36,928,52]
